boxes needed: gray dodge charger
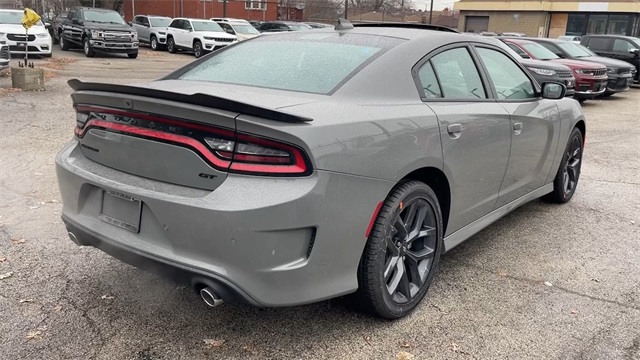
[56,21,586,319]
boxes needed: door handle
[513,122,523,135]
[447,124,462,139]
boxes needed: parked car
[59,7,139,58]
[500,32,525,37]
[558,35,581,44]
[131,15,172,51]
[211,18,260,41]
[49,14,67,44]
[248,20,263,29]
[527,38,633,96]
[0,9,53,57]
[0,37,9,69]
[57,22,586,319]
[257,21,312,33]
[502,38,607,102]
[306,22,333,29]
[166,18,237,57]
[580,35,640,83]
[496,39,575,96]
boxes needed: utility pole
[344,0,348,19]
[223,0,227,17]
[428,0,434,24]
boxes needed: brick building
[122,0,278,22]
[454,0,640,38]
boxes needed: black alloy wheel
[544,127,584,203]
[358,181,443,319]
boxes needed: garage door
[465,16,489,33]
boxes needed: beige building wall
[548,13,569,38]
[458,11,548,36]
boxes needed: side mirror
[631,48,640,56]
[127,21,132,26]
[72,18,80,25]
[225,28,234,35]
[45,22,51,28]
[542,82,566,100]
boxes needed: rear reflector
[74,105,312,176]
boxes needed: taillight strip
[75,105,236,138]
[78,119,232,169]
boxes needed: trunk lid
[69,79,314,190]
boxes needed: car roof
[583,34,637,39]
[501,38,538,45]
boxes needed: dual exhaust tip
[69,231,224,309]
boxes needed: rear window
[178,33,403,94]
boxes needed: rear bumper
[63,217,258,305]
[55,140,393,307]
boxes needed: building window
[608,15,629,35]
[566,14,586,36]
[245,0,266,10]
[586,14,607,34]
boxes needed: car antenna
[335,18,354,31]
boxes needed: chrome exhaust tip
[200,287,224,308]
[68,232,80,246]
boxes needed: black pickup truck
[59,7,139,58]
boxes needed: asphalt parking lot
[1,47,640,360]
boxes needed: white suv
[165,18,237,58]
[0,38,9,70]
[0,9,53,58]
[211,18,260,42]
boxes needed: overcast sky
[413,0,457,11]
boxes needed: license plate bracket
[99,190,142,233]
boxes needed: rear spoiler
[68,79,313,123]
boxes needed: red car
[501,38,607,102]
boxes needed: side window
[586,37,609,50]
[613,39,635,52]
[73,10,82,20]
[184,21,193,30]
[67,10,75,20]
[476,47,536,100]
[430,47,486,99]
[417,61,442,98]
[141,17,150,27]
[169,19,179,28]
[133,16,141,25]
[507,43,529,58]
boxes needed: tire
[193,40,203,58]
[543,127,584,203]
[150,35,158,51]
[167,37,176,53]
[577,98,586,103]
[357,180,444,319]
[60,34,69,51]
[83,37,94,57]
[128,52,138,59]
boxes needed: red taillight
[73,105,311,176]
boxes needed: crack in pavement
[459,262,640,313]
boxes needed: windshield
[84,10,126,24]
[521,42,559,60]
[558,42,592,58]
[150,18,172,27]
[232,24,259,35]
[192,20,223,32]
[0,11,44,26]
[178,33,402,94]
